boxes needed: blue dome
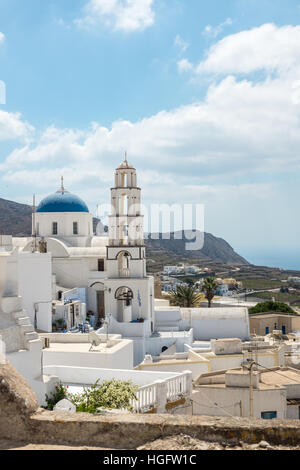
[37,191,89,213]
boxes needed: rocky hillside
[145,230,249,266]
[0,198,32,236]
[0,198,248,265]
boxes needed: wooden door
[97,291,105,320]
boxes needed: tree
[249,301,296,315]
[170,284,202,308]
[201,277,219,308]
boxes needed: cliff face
[0,198,248,265]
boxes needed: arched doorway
[90,282,106,326]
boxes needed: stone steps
[16,317,32,327]
[25,332,39,342]
[20,324,35,334]
[11,310,27,321]
[1,296,23,314]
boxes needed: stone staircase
[1,295,39,351]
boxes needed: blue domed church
[35,177,93,240]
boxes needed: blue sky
[1,0,300,267]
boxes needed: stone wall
[0,361,39,440]
[9,412,300,449]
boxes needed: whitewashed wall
[18,252,52,332]
[43,339,134,370]
[43,365,181,387]
[192,386,287,419]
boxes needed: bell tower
[105,155,154,327]
[109,153,144,248]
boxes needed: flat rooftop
[198,382,281,391]
[45,340,128,354]
[260,368,300,386]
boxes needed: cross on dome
[56,176,69,194]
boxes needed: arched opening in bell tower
[115,286,134,323]
[117,251,131,278]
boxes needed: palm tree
[201,277,218,308]
[170,284,202,308]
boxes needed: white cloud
[0,32,5,44]
[202,18,233,39]
[197,23,300,75]
[0,111,34,142]
[174,35,189,53]
[177,58,193,73]
[3,69,300,181]
[76,0,155,33]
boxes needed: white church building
[13,157,155,341]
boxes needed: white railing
[132,371,192,413]
[166,373,189,402]
[132,383,158,413]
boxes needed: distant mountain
[145,231,249,266]
[0,198,249,265]
[0,198,32,236]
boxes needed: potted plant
[56,318,64,331]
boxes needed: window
[98,259,105,272]
[73,222,78,235]
[282,325,286,335]
[52,222,58,235]
[265,327,269,335]
[261,411,277,420]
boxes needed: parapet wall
[5,411,300,449]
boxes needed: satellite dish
[89,332,102,351]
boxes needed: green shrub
[45,382,69,410]
[70,379,138,414]
[249,301,296,315]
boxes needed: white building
[0,247,55,404]
[136,338,287,379]
[154,307,250,341]
[40,332,134,370]
[193,366,300,420]
[184,265,200,274]
[163,266,184,275]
